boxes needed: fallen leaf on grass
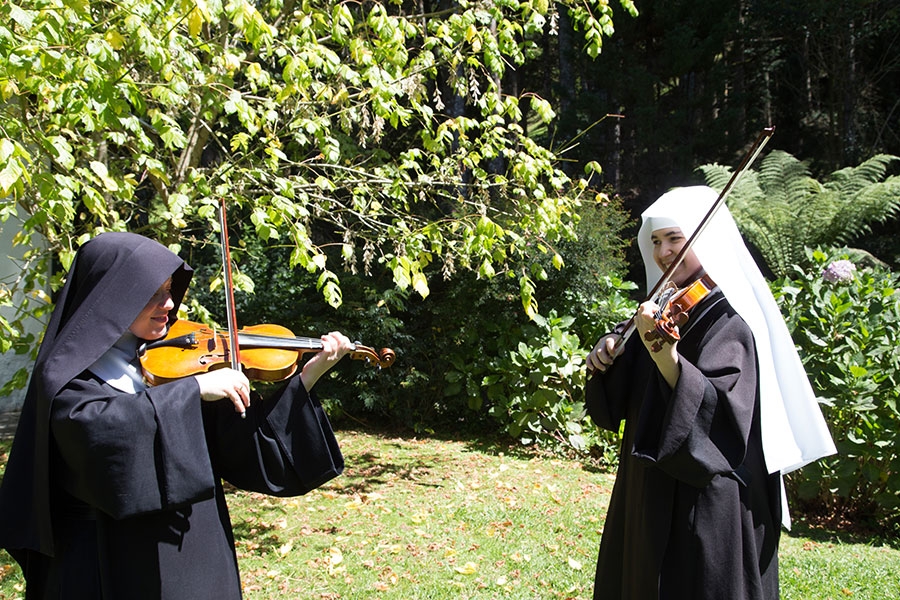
[328,547,343,566]
[454,561,478,575]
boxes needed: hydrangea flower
[822,259,856,283]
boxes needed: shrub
[443,274,637,458]
[435,197,637,457]
[773,248,900,529]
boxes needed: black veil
[0,232,192,556]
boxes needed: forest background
[1,0,899,534]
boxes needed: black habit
[0,233,343,599]
[585,290,782,600]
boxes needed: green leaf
[849,365,868,378]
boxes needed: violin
[138,199,395,409]
[643,273,716,352]
[138,319,396,386]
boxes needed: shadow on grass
[333,422,900,548]
[335,420,620,479]
[786,515,900,550]
[323,444,450,496]
[230,517,286,556]
[337,419,597,462]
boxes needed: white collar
[87,332,147,393]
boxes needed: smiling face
[129,278,174,340]
[651,228,704,287]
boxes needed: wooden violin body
[138,319,395,386]
[643,274,716,352]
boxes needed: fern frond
[831,177,900,245]
[739,200,797,275]
[797,190,844,246]
[757,151,819,205]
[695,164,733,191]
[698,151,900,278]
[826,155,898,196]
[696,163,764,212]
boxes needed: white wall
[0,214,47,413]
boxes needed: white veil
[637,186,836,478]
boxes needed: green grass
[780,526,900,600]
[227,431,609,599]
[2,429,898,599]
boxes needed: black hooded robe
[585,291,782,600]
[0,233,343,599]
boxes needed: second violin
[643,273,717,352]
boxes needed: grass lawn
[1,427,898,598]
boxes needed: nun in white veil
[637,186,835,483]
[584,186,835,600]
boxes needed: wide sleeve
[584,335,645,432]
[202,374,344,496]
[631,310,759,488]
[50,375,215,520]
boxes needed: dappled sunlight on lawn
[227,429,614,599]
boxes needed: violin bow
[613,126,775,350]
[219,198,246,417]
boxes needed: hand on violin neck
[636,301,677,352]
[194,368,252,415]
[300,331,353,391]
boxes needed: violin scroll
[348,344,396,370]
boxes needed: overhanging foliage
[0,0,638,385]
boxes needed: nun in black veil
[0,232,351,599]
